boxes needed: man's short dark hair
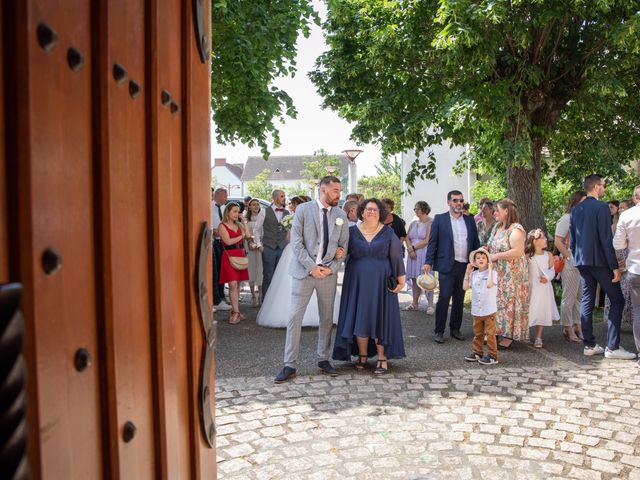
[447,190,463,201]
[583,174,604,192]
[320,175,341,186]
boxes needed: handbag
[553,230,570,274]
[386,255,399,292]
[553,254,565,274]
[224,249,248,270]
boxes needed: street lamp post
[342,148,363,194]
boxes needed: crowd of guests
[212,172,640,381]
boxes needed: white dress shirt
[252,204,285,248]
[211,202,226,238]
[470,269,498,316]
[315,199,332,265]
[613,204,640,275]
[450,213,468,263]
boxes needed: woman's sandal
[497,337,513,350]
[563,328,581,343]
[229,311,242,325]
[373,357,388,375]
[534,337,543,349]
[355,355,368,370]
[404,304,418,311]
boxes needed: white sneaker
[583,344,605,356]
[604,346,637,360]
[216,300,232,311]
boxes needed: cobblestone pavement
[215,292,640,479]
[216,361,640,479]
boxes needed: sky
[210,1,383,178]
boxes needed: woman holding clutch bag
[333,198,406,375]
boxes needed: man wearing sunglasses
[423,190,480,343]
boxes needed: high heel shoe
[373,357,388,375]
[355,355,368,370]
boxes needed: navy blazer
[570,196,617,270]
[424,212,480,273]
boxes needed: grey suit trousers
[284,274,338,369]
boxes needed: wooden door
[0,0,216,478]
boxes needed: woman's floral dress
[488,223,530,341]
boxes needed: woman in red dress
[219,202,250,324]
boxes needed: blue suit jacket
[569,197,617,269]
[424,212,480,273]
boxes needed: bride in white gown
[256,196,341,328]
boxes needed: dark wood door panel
[22,1,103,477]
[182,0,217,475]
[96,0,156,477]
[148,0,191,477]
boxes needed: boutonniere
[335,218,344,226]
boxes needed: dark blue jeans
[434,261,467,334]
[578,266,625,349]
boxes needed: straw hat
[468,247,491,268]
[416,272,437,291]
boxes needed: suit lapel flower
[335,217,344,227]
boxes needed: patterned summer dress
[488,223,530,341]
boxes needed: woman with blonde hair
[487,198,529,349]
[218,202,250,324]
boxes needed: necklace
[360,223,381,236]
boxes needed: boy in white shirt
[463,248,499,365]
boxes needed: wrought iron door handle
[195,222,215,447]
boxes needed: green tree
[246,169,276,200]
[287,182,310,198]
[375,156,401,177]
[358,157,402,207]
[211,1,318,157]
[300,149,342,190]
[311,0,640,231]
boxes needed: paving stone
[214,354,639,479]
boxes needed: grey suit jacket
[288,201,350,279]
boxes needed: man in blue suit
[423,190,480,343]
[570,174,636,360]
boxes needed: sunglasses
[450,199,465,203]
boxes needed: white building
[400,143,475,221]
[241,155,351,198]
[211,158,244,197]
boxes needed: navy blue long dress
[332,225,406,361]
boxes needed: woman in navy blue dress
[333,198,406,374]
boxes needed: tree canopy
[211,0,318,157]
[311,0,640,230]
[300,149,342,190]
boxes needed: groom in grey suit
[275,176,350,383]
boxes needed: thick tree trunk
[505,138,545,233]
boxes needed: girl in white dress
[244,199,264,307]
[525,229,560,348]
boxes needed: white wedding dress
[256,244,341,328]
